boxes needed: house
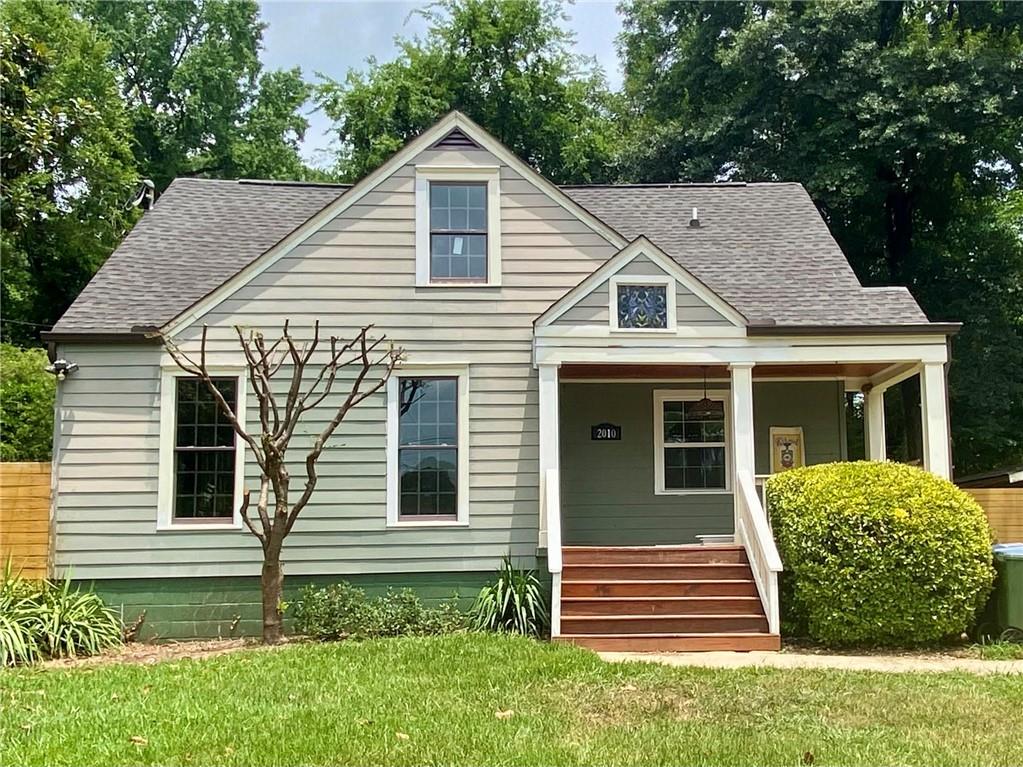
[44,112,958,650]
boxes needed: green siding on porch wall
[559,380,845,545]
[82,572,500,641]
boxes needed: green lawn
[2,634,1021,767]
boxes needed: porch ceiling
[558,363,891,380]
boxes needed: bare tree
[162,321,402,644]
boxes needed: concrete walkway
[599,650,1023,675]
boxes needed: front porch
[537,359,953,651]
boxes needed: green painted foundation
[81,572,502,641]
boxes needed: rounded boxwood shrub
[766,461,994,647]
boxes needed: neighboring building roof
[50,175,936,339]
[956,466,1023,488]
[561,183,928,327]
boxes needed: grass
[2,634,1022,767]
[970,640,1023,661]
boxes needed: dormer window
[415,165,502,287]
[609,275,677,331]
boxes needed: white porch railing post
[729,362,756,531]
[920,362,952,479]
[865,385,887,461]
[537,363,562,636]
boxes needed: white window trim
[157,366,248,531]
[386,364,471,527]
[415,165,502,288]
[609,274,678,333]
[653,388,732,496]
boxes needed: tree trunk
[260,537,285,645]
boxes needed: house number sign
[591,423,622,441]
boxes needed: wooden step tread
[562,613,766,621]
[563,545,743,551]
[562,579,755,585]
[555,633,781,652]
[562,595,760,601]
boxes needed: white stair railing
[735,470,783,635]
[543,468,562,636]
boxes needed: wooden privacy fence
[965,488,1023,543]
[0,462,51,579]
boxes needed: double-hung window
[415,166,501,287]
[158,371,246,529]
[654,391,729,494]
[387,368,469,526]
[430,183,488,282]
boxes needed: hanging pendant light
[689,366,723,420]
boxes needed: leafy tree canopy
[0,0,138,346]
[77,0,314,189]
[316,0,621,184]
[0,344,55,461]
[619,0,1023,473]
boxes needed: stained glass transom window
[617,284,668,329]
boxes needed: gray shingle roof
[50,178,347,336]
[562,183,928,327]
[51,177,934,338]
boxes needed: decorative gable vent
[432,127,482,150]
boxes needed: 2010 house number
[591,423,622,441]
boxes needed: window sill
[654,489,732,497]
[387,519,470,529]
[611,327,676,334]
[415,282,501,289]
[156,520,243,532]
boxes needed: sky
[258,0,624,167]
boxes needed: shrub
[469,557,549,637]
[290,582,467,641]
[0,343,55,461]
[0,563,122,665]
[767,461,995,646]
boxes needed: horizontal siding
[559,381,845,545]
[54,144,618,580]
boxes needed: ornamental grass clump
[469,556,549,637]
[766,461,995,647]
[0,562,122,666]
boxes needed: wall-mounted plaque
[591,423,622,441]
[770,426,805,473]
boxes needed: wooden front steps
[556,545,780,652]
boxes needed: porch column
[864,385,887,461]
[920,362,952,479]
[537,363,561,549]
[729,361,756,489]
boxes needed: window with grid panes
[173,378,238,520]
[429,182,487,282]
[397,377,459,518]
[661,399,727,490]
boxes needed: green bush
[290,582,467,641]
[0,343,55,461]
[766,461,995,646]
[0,563,122,666]
[469,557,549,637]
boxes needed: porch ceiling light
[690,366,723,421]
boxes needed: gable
[536,237,746,331]
[162,111,626,337]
